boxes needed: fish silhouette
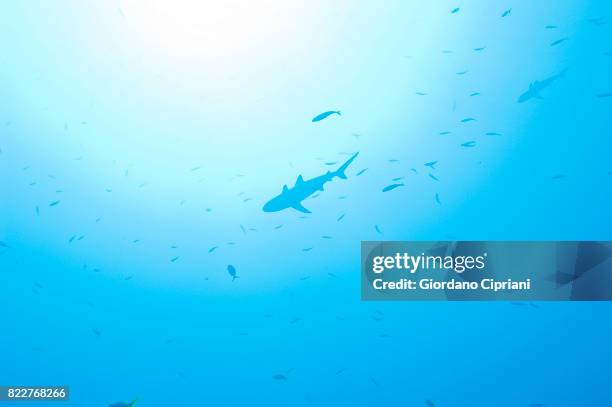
[108,400,138,407]
[382,183,404,192]
[227,265,239,281]
[311,111,341,122]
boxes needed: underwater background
[1,1,612,406]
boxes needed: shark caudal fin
[334,152,358,179]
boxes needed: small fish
[170,256,179,262]
[274,224,283,229]
[272,374,287,381]
[240,224,246,234]
[208,246,218,253]
[545,25,557,29]
[461,141,476,147]
[550,37,569,46]
[587,17,606,26]
[451,7,460,14]
[485,132,502,136]
[312,111,341,122]
[92,329,102,336]
[289,317,302,324]
[337,213,345,222]
[35,206,40,216]
[456,70,468,75]
[0,241,9,248]
[190,166,201,171]
[321,235,333,239]
[227,265,239,281]
[461,117,476,123]
[552,174,567,179]
[49,200,60,207]
[388,159,399,163]
[597,93,612,98]
[391,177,404,182]
[108,400,138,407]
[415,92,427,96]
[429,173,439,181]
[356,168,368,176]
[469,92,480,96]
[302,247,313,252]
[375,225,382,234]
[435,193,441,204]
[424,161,437,169]
[501,8,511,17]
[382,183,404,192]
[335,368,347,375]
[439,131,451,135]
[324,161,338,166]
[473,47,485,51]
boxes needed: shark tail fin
[334,152,359,179]
[336,111,341,116]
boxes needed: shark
[517,70,567,103]
[263,152,359,214]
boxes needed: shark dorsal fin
[282,184,288,193]
[295,175,304,185]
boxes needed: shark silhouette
[263,152,359,214]
[517,70,567,103]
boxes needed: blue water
[1,1,611,406]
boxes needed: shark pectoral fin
[291,202,311,214]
